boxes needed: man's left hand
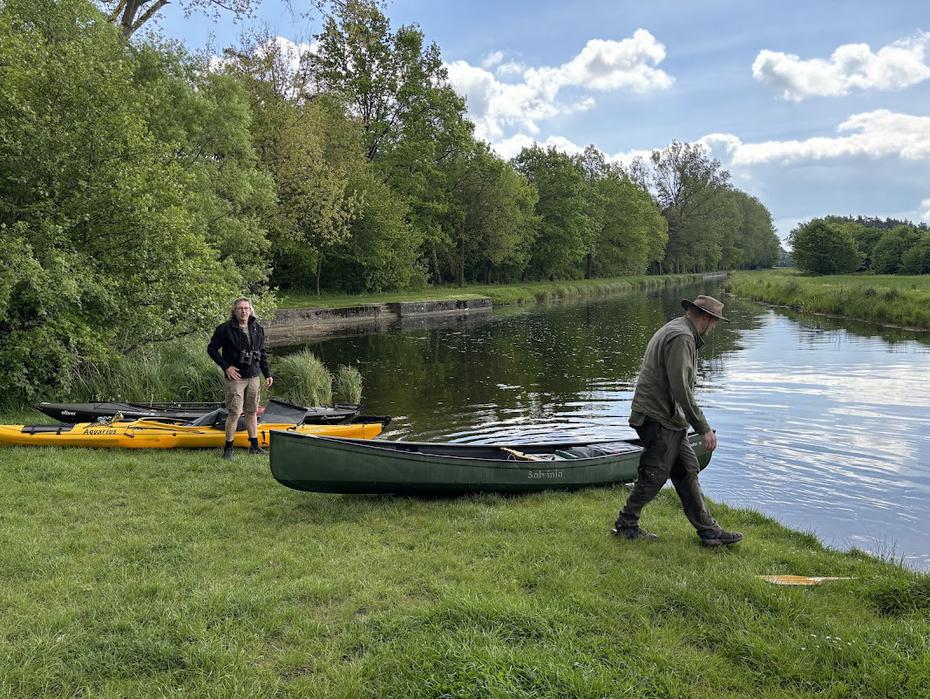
[266,377,274,388]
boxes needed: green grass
[1,441,927,696]
[728,270,930,330]
[278,274,714,310]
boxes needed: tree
[901,233,930,275]
[100,0,262,37]
[221,33,363,294]
[0,0,273,402]
[576,147,667,276]
[640,142,733,273]
[788,220,861,274]
[872,225,920,274]
[512,146,592,280]
[446,144,538,285]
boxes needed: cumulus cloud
[753,32,930,101]
[698,110,930,165]
[492,134,587,160]
[921,198,930,223]
[446,29,673,141]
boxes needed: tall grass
[272,349,333,406]
[72,336,224,403]
[72,340,350,409]
[333,364,363,404]
[729,270,930,330]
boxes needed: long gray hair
[229,297,254,322]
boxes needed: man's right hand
[225,366,242,381]
[702,429,717,452]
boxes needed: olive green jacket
[629,315,711,435]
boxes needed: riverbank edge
[269,272,726,344]
[727,270,930,332]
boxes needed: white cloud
[492,134,587,160]
[481,50,505,69]
[698,110,930,166]
[446,29,673,142]
[921,198,930,223]
[753,32,930,101]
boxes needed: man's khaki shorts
[224,375,261,414]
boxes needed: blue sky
[159,0,930,241]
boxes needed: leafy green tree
[788,220,861,274]
[872,225,920,274]
[446,144,539,285]
[308,0,474,283]
[729,190,781,269]
[221,33,363,294]
[579,153,668,276]
[512,145,592,280]
[0,0,273,403]
[901,233,930,274]
[640,141,733,273]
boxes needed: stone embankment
[266,298,492,346]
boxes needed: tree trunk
[315,254,323,296]
[585,252,594,279]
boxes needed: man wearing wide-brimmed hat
[612,295,743,547]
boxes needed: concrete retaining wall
[266,298,492,346]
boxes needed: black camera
[238,349,261,366]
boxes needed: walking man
[208,297,273,460]
[613,295,742,547]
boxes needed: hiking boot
[222,444,234,461]
[612,526,659,542]
[700,530,743,547]
[248,444,268,456]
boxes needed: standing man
[208,297,273,460]
[613,295,742,547]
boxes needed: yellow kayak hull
[0,419,385,449]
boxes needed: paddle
[499,447,543,462]
[758,575,856,586]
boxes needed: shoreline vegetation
[728,270,930,332]
[0,445,927,695]
[277,272,722,310]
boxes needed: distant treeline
[789,216,930,275]
[0,0,780,404]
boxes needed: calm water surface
[290,282,930,570]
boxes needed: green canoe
[269,431,712,495]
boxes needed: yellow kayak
[0,416,388,449]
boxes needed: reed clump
[272,349,333,406]
[333,364,363,404]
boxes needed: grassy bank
[1,442,927,696]
[278,273,715,310]
[728,270,930,331]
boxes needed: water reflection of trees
[283,283,750,435]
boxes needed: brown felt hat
[681,295,730,322]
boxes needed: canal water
[290,281,930,570]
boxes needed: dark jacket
[207,317,271,380]
[629,315,710,435]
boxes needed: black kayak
[35,399,362,425]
